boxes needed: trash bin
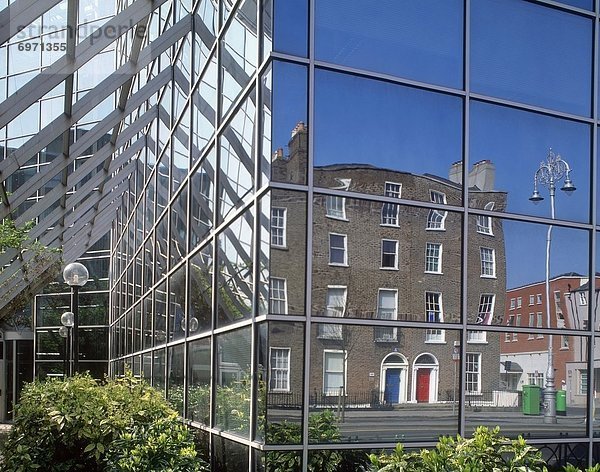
[556,390,567,416]
[522,384,541,415]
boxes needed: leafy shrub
[105,416,209,471]
[265,410,368,472]
[369,426,548,472]
[1,373,208,471]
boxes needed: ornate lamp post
[529,149,576,424]
[63,262,89,374]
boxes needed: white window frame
[381,239,399,270]
[269,347,291,392]
[425,242,442,274]
[529,295,535,306]
[381,182,401,226]
[375,289,398,342]
[467,330,487,344]
[269,277,288,314]
[328,233,348,266]
[513,314,521,341]
[476,202,494,235]
[536,294,542,305]
[505,315,514,342]
[579,292,588,306]
[425,291,445,343]
[326,195,347,220]
[517,297,522,308]
[427,190,447,230]
[479,247,496,278]
[528,313,535,339]
[537,312,544,338]
[271,207,287,248]
[319,286,347,339]
[323,350,346,396]
[476,294,495,325]
[510,298,515,309]
[528,372,544,387]
[465,353,481,394]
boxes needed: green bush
[105,416,208,471]
[265,410,368,472]
[369,426,548,472]
[0,373,208,471]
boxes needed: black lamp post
[63,262,89,374]
[59,312,73,377]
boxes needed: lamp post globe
[63,262,89,287]
[62,262,88,375]
[61,311,74,327]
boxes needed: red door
[416,368,431,403]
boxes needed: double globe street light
[59,262,89,376]
[529,149,576,424]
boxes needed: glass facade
[3,0,600,470]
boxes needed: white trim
[380,239,399,270]
[269,347,291,392]
[328,232,348,266]
[271,207,287,248]
[323,349,346,396]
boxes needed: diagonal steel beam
[0,0,169,130]
[0,0,62,46]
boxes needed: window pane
[316,0,463,88]
[471,0,592,116]
[313,71,462,206]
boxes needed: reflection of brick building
[268,125,508,404]
[501,274,586,404]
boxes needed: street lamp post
[529,149,576,424]
[59,312,74,376]
[63,262,89,374]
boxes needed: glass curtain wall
[109,0,600,470]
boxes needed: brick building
[268,125,508,406]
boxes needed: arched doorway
[411,353,439,403]
[380,353,408,405]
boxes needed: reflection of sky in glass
[471,0,592,116]
[315,0,463,89]
[470,101,590,223]
[503,221,589,289]
[314,70,462,177]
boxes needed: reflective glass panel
[263,191,307,316]
[217,209,254,328]
[261,321,305,444]
[315,0,463,89]
[167,343,185,416]
[471,0,592,116]
[467,331,588,440]
[219,92,256,221]
[309,325,461,442]
[314,70,463,204]
[312,196,462,324]
[189,242,214,333]
[270,61,308,186]
[470,101,590,223]
[188,337,211,424]
[220,0,257,117]
[216,327,252,437]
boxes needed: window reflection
[314,69,463,205]
[311,196,463,324]
[309,325,461,442]
[468,331,588,439]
